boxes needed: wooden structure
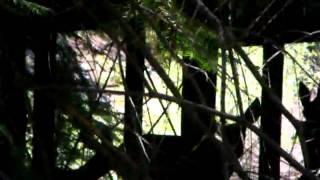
[1,0,320,179]
[171,0,320,179]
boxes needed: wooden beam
[123,16,147,179]
[259,43,284,180]
[31,27,57,180]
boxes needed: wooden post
[124,16,146,179]
[32,24,56,180]
[259,43,284,180]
